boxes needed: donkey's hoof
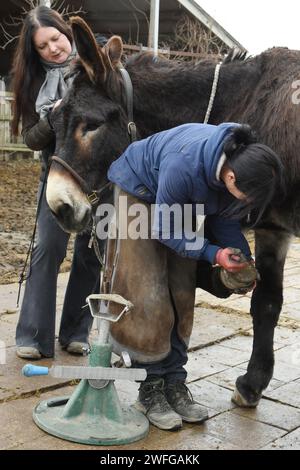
[231,386,260,408]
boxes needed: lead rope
[204,62,222,124]
[16,163,50,307]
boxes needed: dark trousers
[16,183,101,357]
[137,319,188,384]
[133,264,232,383]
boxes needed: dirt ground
[0,159,73,284]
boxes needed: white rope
[204,62,222,124]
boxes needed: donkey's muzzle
[46,168,92,233]
[54,201,91,233]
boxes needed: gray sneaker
[165,382,208,423]
[135,378,182,431]
[65,342,90,355]
[16,346,41,360]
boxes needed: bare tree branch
[128,0,150,29]
[0,1,85,51]
[25,0,37,9]
[162,13,229,62]
[52,0,85,19]
[119,0,150,44]
[0,23,19,50]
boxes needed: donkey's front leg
[232,228,291,407]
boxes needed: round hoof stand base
[32,343,149,446]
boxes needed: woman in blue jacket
[107,122,284,431]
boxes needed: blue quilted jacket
[108,123,251,263]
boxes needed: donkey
[46,17,300,408]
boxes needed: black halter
[50,68,137,206]
[51,155,111,206]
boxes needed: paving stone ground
[1,239,300,450]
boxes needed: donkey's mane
[223,48,249,63]
[126,48,251,70]
[125,52,184,69]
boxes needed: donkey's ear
[70,16,107,83]
[105,36,123,67]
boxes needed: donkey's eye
[84,123,100,132]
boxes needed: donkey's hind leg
[233,228,291,407]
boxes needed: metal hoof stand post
[22,294,149,446]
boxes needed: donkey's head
[46,17,130,233]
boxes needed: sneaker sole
[16,352,41,360]
[134,401,182,431]
[64,342,90,355]
[149,420,182,431]
[181,414,208,424]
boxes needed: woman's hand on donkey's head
[48,100,63,130]
[53,99,62,110]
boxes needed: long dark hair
[11,6,72,135]
[222,125,285,224]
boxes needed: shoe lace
[141,379,171,412]
[168,382,194,407]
